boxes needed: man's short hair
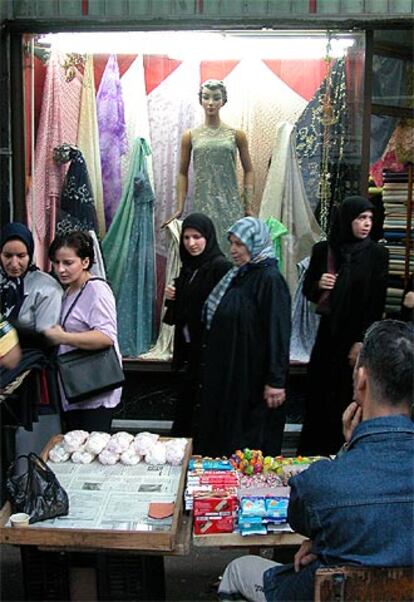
[358,320,414,406]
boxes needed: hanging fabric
[260,122,321,293]
[102,138,152,297]
[115,140,157,357]
[26,50,83,269]
[138,220,182,362]
[295,58,348,234]
[264,217,288,272]
[54,143,98,235]
[221,58,307,213]
[77,55,106,239]
[147,60,200,256]
[289,257,321,363]
[120,55,154,187]
[96,54,128,229]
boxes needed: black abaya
[298,240,389,456]
[197,260,291,457]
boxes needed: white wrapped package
[165,438,187,466]
[145,441,167,465]
[63,430,89,453]
[105,432,134,454]
[85,431,111,455]
[48,443,70,463]
[71,446,95,464]
[120,443,142,466]
[134,432,159,456]
[98,448,119,465]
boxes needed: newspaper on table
[28,459,183,531]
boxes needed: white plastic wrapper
[134,431,159,456]
[71,446,95,464]
[48,443,70,463]
[62,430,89,453]
[105,432,134,454]
[98,448,120,465]
[145,441,167,465]
[120,443,142,466]
[165,438,187,465]
[85,431,111,455]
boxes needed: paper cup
[10,512,30,527]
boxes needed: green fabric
[102,138,152,297]
[264,217,289,272]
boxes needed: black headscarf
[179,213,224,270]
[328,196,375,335]
[0,223,39,321]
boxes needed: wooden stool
[314,566,414,602]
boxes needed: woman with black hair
[298,196,389,456]
[164,213,231,437]
[45,231,122,433]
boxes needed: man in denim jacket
[218,319,414,602]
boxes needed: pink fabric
[26,51,82,269]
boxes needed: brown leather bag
[314,246,335,316]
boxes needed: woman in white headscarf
[197,217,291,457]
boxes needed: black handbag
[6,452,69,524]
[57,345,125,403]
[56,277,125,404]
[314,246,335,316]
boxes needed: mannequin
[163,80,254,252]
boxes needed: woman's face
[51,246,90,287]
[229,234,251,266]
[0,239,30,278]
[182,228,207,256]
[200,87,223,116]
[351,210,373,240]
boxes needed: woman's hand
[348,342,362,367]
[165,285,176,301]
[342,401,362,443]
[44,325,67,346]
[294,540,316,573]
[264,385,285,409]
[318,272,337,290]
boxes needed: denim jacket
[264,415,414,601]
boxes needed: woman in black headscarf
[164,213,232,437]
[298,196,389,456]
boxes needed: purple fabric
[58,280,122,412]
[96,55,128,228]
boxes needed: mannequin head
[199,79,228,106]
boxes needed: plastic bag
[6,452,69,524]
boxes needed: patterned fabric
[102,138,152,298]
[204,217,274,329]
[147,60,199,256]
[0,315,18,358]
[77,55,106,239]
[26,50,82,269]
[54,144,98,236]
[191,123,244,256]
[289,257,320,363]
[116,148,157,357]
[295,59,349,235]
[96,54,128,229]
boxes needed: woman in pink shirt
[45,231,122,433]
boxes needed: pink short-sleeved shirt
[58,279,123,412]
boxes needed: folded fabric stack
[382,170,413,315]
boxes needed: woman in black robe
[198,217,291,457]
[298,196,389,456]
[164,213,231,437]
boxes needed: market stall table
[0,435,192,601]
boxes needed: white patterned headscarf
[203,217,275,329]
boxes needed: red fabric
[38,369,50,405]
[200,60,239,83]
[144,55,182,95]
[264,59,327,101]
